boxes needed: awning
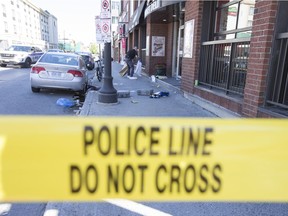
[128,1,146,32]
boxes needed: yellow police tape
[0,116,288,202]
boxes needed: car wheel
[24,58,32,68]
[31,87,40,93]
[0,63,7,67]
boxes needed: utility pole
[98,42,118,103]
[97,0,118,104]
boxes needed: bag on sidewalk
[119,64,128,77]
[135,60,142,76]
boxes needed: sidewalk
[80,62,240,118]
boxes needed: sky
[30,0,101,44]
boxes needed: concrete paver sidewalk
[80,62,239,118]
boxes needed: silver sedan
[30,52,89,93]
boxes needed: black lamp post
[97,42,118,104]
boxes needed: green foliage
[89,43,98,54]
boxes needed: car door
[31,48,43,63]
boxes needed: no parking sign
[95,16,103,44]
[101,0,111,18]
[100,0,111,42]
[101,19,111,42]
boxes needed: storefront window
[214,0,255,40]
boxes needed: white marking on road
[43,209,59,216]
[104,199,172,216]
[0,203,11,215]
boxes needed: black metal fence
[266,32,288,110]
[199,38,250,96]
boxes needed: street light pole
[97,42,118,104]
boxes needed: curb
[155,77,240,118]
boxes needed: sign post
[98,0,118,104]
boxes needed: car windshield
[7,45,32,52]
[39,54,79,66]
[81,55,90,62]
[47,49,63,52]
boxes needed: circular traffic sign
[102,23,109,33]
[102,0,110,10]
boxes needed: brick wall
[181,1,203,94]
[242,0,278,117]
[181,1,243,115]
[181,0,281,117]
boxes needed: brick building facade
[119,0,288,118]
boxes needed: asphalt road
[1,66,288,216]
[0,66,86,115]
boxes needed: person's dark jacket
[126,49,138,60]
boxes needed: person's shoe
[128,76,137,79]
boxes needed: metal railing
[266,32,288,110]
[199,38,250,96]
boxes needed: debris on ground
[151,75,156,82]
[137,89,154,96]
[131,100,139,104]
[150,91,169,98]
[56,98,76,107]
[119,64,128,77]
[117,90,130,98]
[156,75,167,79]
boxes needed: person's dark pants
[125,58,134,77]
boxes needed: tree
[89,43,98,54]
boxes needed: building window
[112,16,118,24]
[214,0,255,40]
[249,7,254,15]
[112,1,120,10]
[4,21,8,33]
[2,4,6,17]
[265,1,288,115]
[199,0,255,97]
[12,9,15,21]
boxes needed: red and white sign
[99,0,111,42]
[95,16,103,44]
[100,0,111,19]
[101,19,111,42]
